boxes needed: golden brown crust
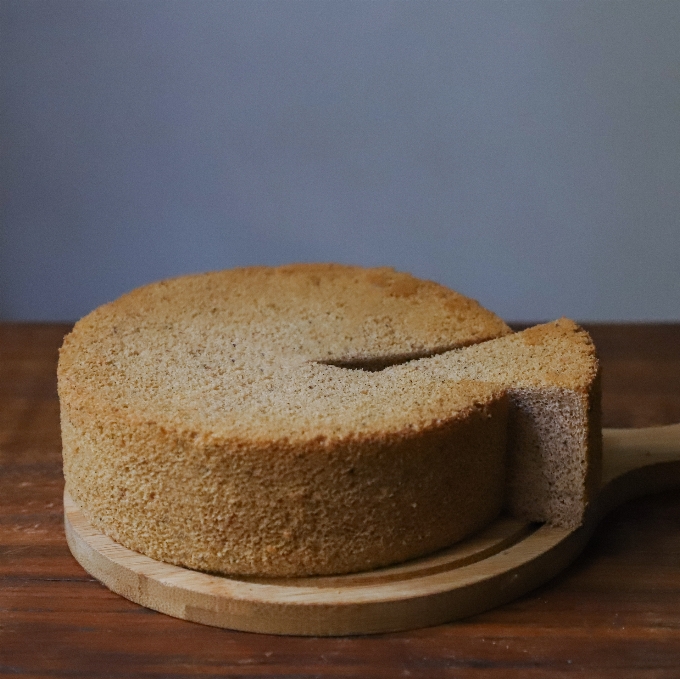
[59,265,600,576]
[59,265,512,576]
[61,388,509,576]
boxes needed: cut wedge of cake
[392,318,601,528]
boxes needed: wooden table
[2,323,680,678]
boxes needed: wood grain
[61,426,680,636]
[2,322,680,676]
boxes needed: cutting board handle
[600,423,680,515]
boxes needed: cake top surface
[59,264,514,442]
[81,263,511,362]
[401,318,599,392]
[59,265,597,445]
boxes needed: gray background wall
[2,0,679,322]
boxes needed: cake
[395,318,601,528]
[58,264,600,577]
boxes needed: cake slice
[395,318,601,528]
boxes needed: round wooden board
[64,424,680,636]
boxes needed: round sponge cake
[58,264,513,577]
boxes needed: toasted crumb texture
[59,265,511,576]
[394,318,601,527]
[59,265,600,576]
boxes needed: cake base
[64,424,680,636]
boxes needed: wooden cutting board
[64,423,680,636]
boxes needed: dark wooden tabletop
[2,322,680,678]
